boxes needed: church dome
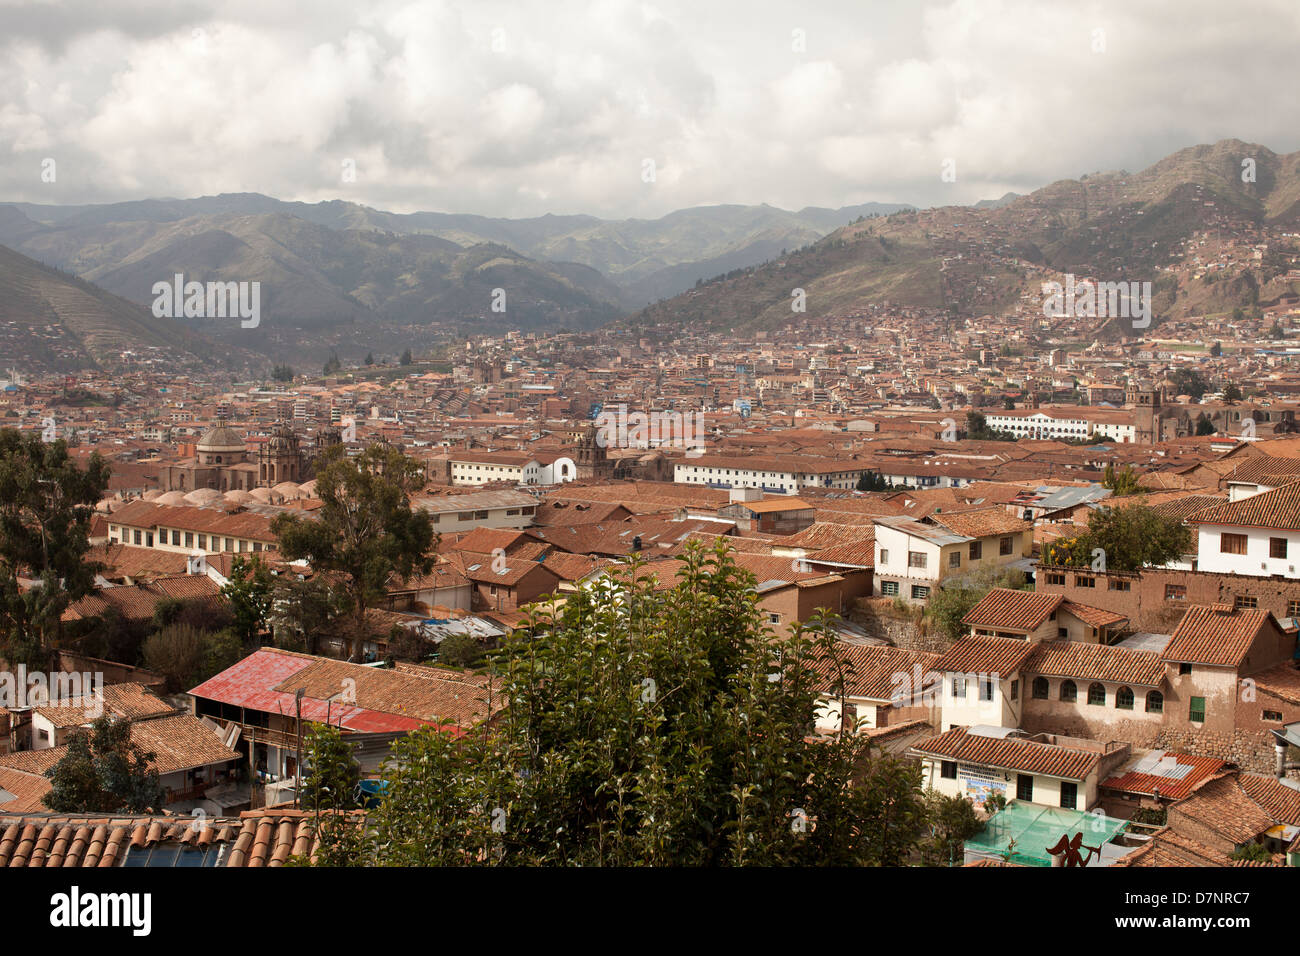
[197,419,247,454]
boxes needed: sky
[1,0,1299,219]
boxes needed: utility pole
[295,688,305,810]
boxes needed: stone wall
[850,597,950,653]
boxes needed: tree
[364,352,374,366]
[1043,503,1192,572]
[437,632,489,668]
[270,575,351,654]
[922,789,985,866]
[271,364,295,382]
[400,349,413,366]
[142,622,206,692]
[1102,463,1144,497]
[1169,368,1208,401]
[1223,383,1242,404]
[44,717,164,813]
[856,471,889,492]
[323,353,342,376]
[1230,841,1272,863]
[926,566,1027,642]
[271,444,436,660]
[222,555,275,646]
[310,543,927,866]
[1210,341,1222,358]
[0,429,110,665]
[301,724,361,813]
[1195,413,1216,436]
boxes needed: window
[952,677,967,698]
[1271,537,1289,559]
[1075,574,1095,588]
[1178,662,1193,676]
[1016,774,1034,802]
[1235,595,1258,610]
[1060,680,1077,703]
[1165,584,1187,601]
[133,529,142,545]
[949,551,961,569]
[768,612,781,624]
[1058,627,1068,639]
[999,536,1013,556]
[1088,682,1106,706]
[969,541,982,560]
[1116,686,1134,710]
[941,760,957,780]
[908,551,928,569]
[1189,696,1207,723]
[880,581,899,596]
[1044,572,1065,586]
[1220,532,1248,555]
[911,585,930,600]
[1145,691,1163,713]
[1263,710,1283,722]
[1289,600,1300,617]
[185,532,193,548]
[879,548,889,564]
[979,678,994,702]
[1109,579,1131,592]
[1060,781,1078,811]
[1032,677,1050,699]
[1010,679,1019,701]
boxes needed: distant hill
[2,195,914,327]
[0,242,232,373]
[624,139,1300,333]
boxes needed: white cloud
[1,0,1298,216]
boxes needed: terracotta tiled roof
[1238,773,1300,825]
[1102,753,1229,801]
[1187,479,1300,531]
[909,728,1100,781]
[1115,827,1231,867]
[1059,600,1128,628]
[813,644,941,701]
[0,768,52,813]
[962,588,1063,631]
[1163,605,1279,668]
[0,809,327,867]
[1253,661,1300,705]
[932,635,1038,677]
[1027,640,1166,687]
[930,508,1032,538]
[0,713,238,777]
[33,683,175,728]
[1169,775,1277,845]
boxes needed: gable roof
[1162,605,1281,668]
[932,635,1038,677]
[1027,640,1166,687]
[1187,480,1300,531]
[909,727,1100,781]
[962,588,1063,632]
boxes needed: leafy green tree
[1169,368,1208,400]
[1195,413,1216,436]
[301,724,361,812]
[1102,463,1144,497]
[856,471,889,492]
[222,555,275,646]
[364,352,375,366]
[437,632,489,668]
[44,717,164,813]
[0,429,110,665]
[313,544,927,866]
[400,349,413,366]
[922,789,985,866]
[323,353,342,376]
[271,575,351,654]
[1223,383,1242,404]
[1230,841,1272,863]
[1045,504,1192,573]
[272,444,436,660]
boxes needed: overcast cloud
[1,0,1298,218]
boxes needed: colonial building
[159,419,307,494]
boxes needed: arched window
[1088,682,1106,706]
[1116,686,1134,710]
[1060,680,1077,703]
[1146,690,1164,713]
[1032,677,1050,699]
